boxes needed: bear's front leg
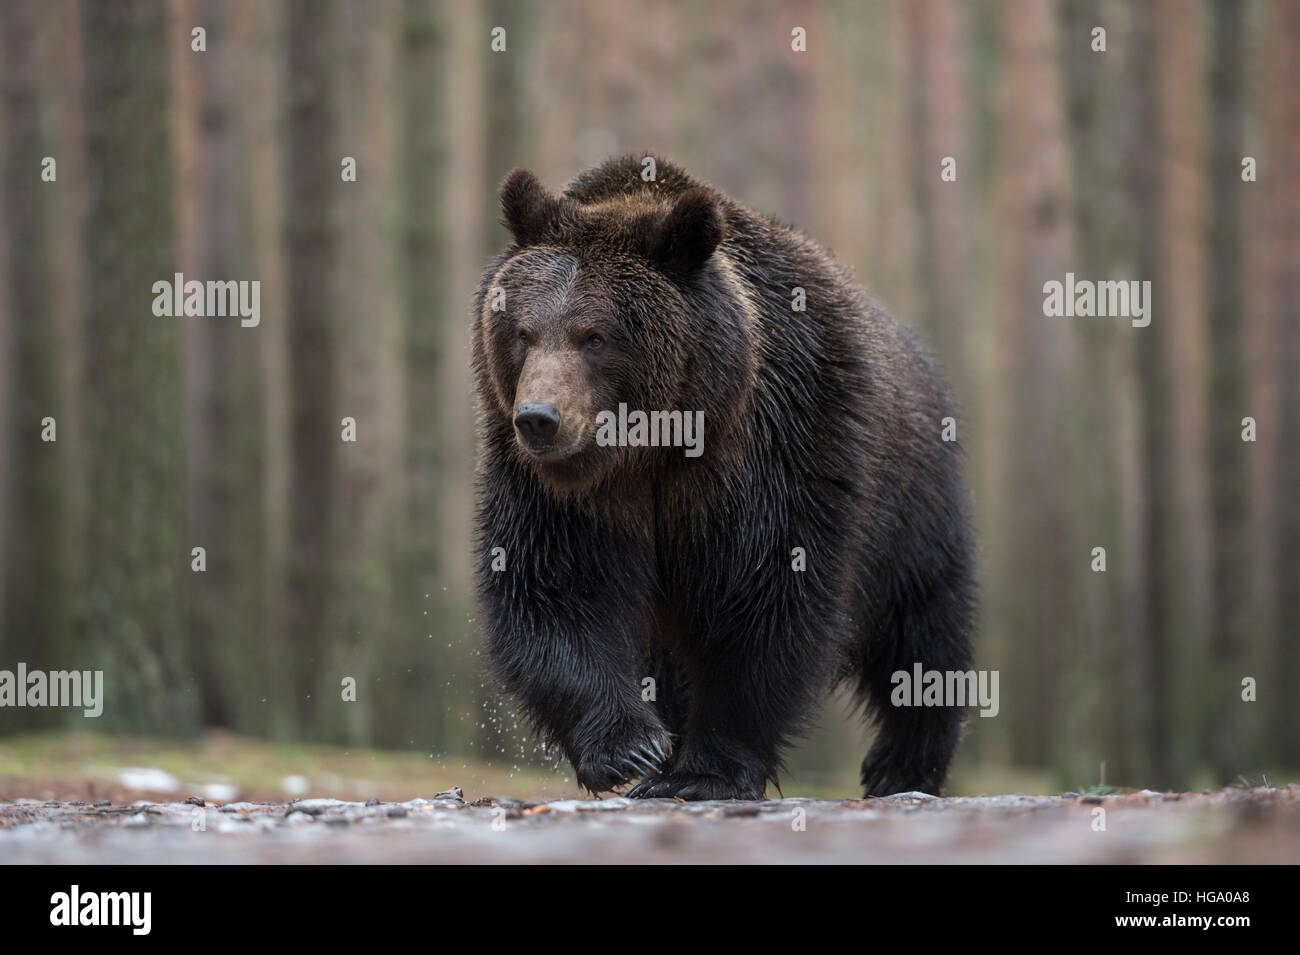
[477,478,670,794]
[485,597,676,793]
[629,603,837,801]
[482,583,672,793]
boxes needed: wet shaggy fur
[472,156,975,800]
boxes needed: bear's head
[475,164,755,494]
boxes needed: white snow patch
[117,768,180,792]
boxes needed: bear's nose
[514,402,561,446]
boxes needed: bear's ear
[648,188,724,277]
[500,168,563,246]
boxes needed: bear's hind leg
[857,542,975,797]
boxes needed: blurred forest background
[0,0,1296,797]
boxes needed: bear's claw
[575,729,673,794]
[627,770,764,801]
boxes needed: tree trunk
[995,0,1075,771]
[284,0,344,739]
[81,0,193,731]
[1269,0,1300,771]
[1204,0,1249,782]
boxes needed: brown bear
[472,155,975,800]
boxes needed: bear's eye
[585,333,604,349]
[517,329,530,346]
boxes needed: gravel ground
[1,786,1297,863]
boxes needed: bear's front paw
[573,729,672,794]
[627,769,765,801]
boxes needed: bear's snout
[514,401,562,448]
[512,349,591,460]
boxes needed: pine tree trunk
[1205,0,1249,782]
[284,0,344,739]
[81,0,194,731]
